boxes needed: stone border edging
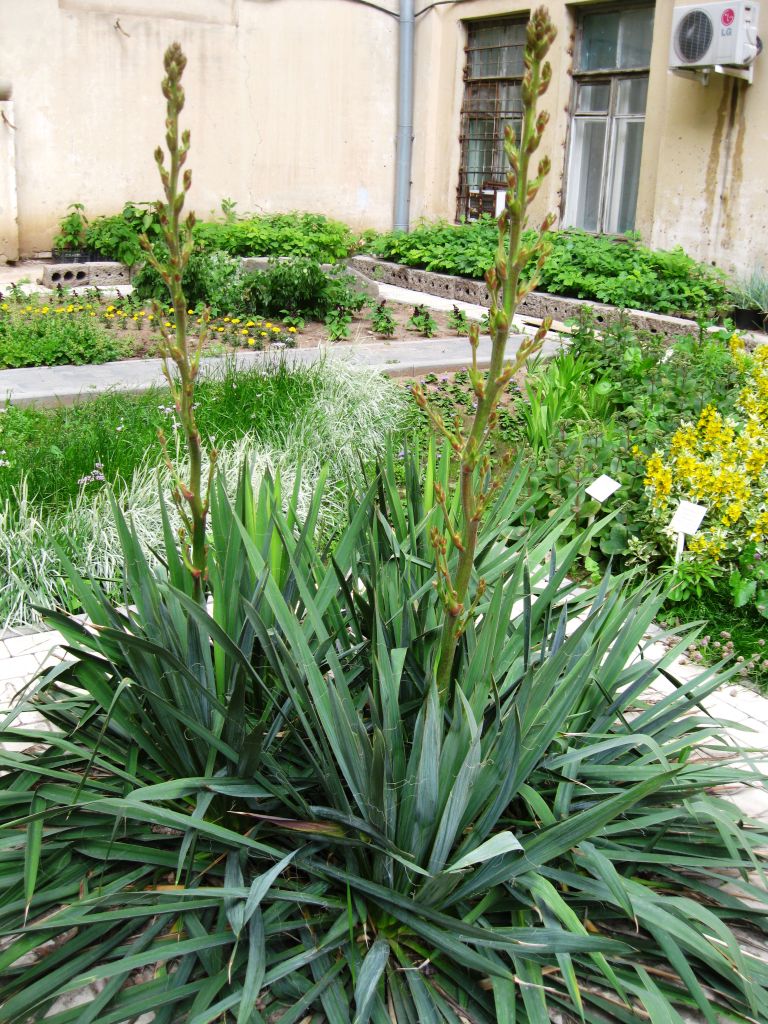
[38,253,697,344]
[39,256,379,299]
[348,255,701,343]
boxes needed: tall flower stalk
[414,8,558,700]
[140,43,215,591]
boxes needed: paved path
[0,258,566,408]
[0,332,563,408]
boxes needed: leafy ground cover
[0,297,131,368]
[369,220,731,320]
[0,261,483,368]
[79,205,360,267]
[57,192,737,325]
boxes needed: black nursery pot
[51,248,106,263]
[732,307,767,332]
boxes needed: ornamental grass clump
[1,17,768,1024]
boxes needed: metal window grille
[457,17,526,221]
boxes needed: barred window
[457,18,526,221]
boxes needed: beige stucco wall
[0,0,398,257]
[0,100,19,263]
[0,0,766,274]
[411,0,768,275]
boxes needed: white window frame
[563,5,654,235]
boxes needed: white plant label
[585,474,621,503]
[669,500,707,536]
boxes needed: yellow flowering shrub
[645,338,768,609]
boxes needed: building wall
[0,100,19,263]
[411,0,768,275]
[0,0,766,275]
[0,0,398,257]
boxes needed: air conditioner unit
[669,2,761,74]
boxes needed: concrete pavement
[0,332,563,408]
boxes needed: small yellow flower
[260,331,267,337]
[288,326,297,333]
[240,329,248,336]
[164,321,172,328]
[271,326,280,333]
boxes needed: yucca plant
[1,12,767,1024]
[1,442,766,1022]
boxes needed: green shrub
[568,309,742,442]
[0,302,129,368]
[537,231,730,320]
[407,303,438,337]
[193,210,357,261]
[368,299,397,336]
[241,256,329,317]
[242,258,367,318]
[69,206,357,267]
[370,215,499,277]
[132,248,246,315]
[53,202,88,252]
[370,222,730,319]
[85,201,164,267]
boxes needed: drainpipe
[394,0,414,231]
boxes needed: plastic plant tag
[669,500,707,536]
[585,474,621,503]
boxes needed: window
[563,5,654,235]
[457,17,527,221]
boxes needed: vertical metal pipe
[394,0,415,231]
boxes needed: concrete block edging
[348,255,701,343]
[37,255,699,344]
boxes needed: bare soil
[292,302,470,349]
[110,301,475,359]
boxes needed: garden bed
[350,255,703,343]
[396,319,768,690]
[0,287,491,371]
